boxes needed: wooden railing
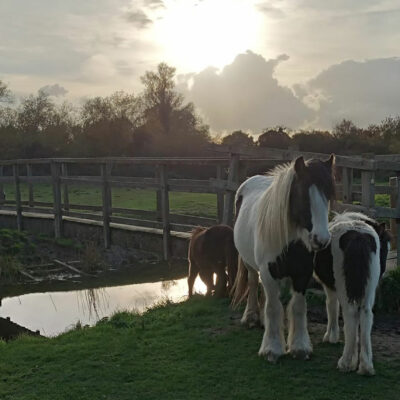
[1,149,400,263]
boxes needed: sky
[1,0,400,132]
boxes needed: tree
[257,126,291,149]
[292,130,336,153]
[0,80,11,103]
[140,63,183,136]
[221,130,254,147]
[136,63,210,156]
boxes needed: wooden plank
[395,173,400,265]
[61,163,70,211]
[26,164,34,207]
[51,162,63,239]
[159,164,170,260]
[209,144,387,171]
[341,167,353,203]
[209,178,239,192]
[13,164,23,231]
[54,259,94,277]
[216,165,224,223]
[101,163,112,249]
[222,154,239,226]
[0,165,4,206]
[361,170,375,208]
[390,176,397,249]
[19,270,39,282]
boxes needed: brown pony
[188,225,238,297]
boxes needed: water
[0,270,207,337]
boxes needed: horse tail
[340,230,376,303]
[231,256,249,308]
[225,239,238,293]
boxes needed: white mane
[257,162,296,254]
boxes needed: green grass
[0,297,398,400]
[2,183,217,218]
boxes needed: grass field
[1,183,218,218]
[0,296,398,400]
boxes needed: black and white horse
[314,212,391,375]
[232,155,335,362]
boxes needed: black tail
[340,230,376,303]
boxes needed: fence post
[101,162,112,249]
[0,165,4,206]
[51,162,63,239]
[61,163,70,211]
[390,176,397,250]
[26,164,34,207]
[341,167,353,203]
[395,174,400,266]
[222,154,239,227]
[159,164,170,260]
[216,164,224,223]
[13,164,23,231]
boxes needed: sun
[153,0,263,72]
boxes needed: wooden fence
[1,148,400,263]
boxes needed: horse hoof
[240,314,260,329]
[258,349,282,364]
[357,364,375,376]
[337,357,356,372]
[323,332,339,344]
[289,349,312,360]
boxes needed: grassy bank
[0,297,399,400]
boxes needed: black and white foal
[314,212,391,375]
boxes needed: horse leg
[215,267,228,297]
[225,247,238,293]
[241,265,260,328]
[358,305,375,375]
[188,260,199,298]
[199,269,214,296]
[258,268,286,363]
[323,286,340,343]
[287,290,313,359]
[338,302,359,372]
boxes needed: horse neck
[257,165,296,255]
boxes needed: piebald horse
[233,155,335,362]
[314,212,391,375]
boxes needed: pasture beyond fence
[1,146,400,264]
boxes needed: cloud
[143,0,165,9]
[179,51,313,133]
[39,83,68,97]
[256,3,285,19]
[123,10,152,28]
[298,57,400,128]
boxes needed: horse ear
[325,154,335,169]
[294,156,306,175]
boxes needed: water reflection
[0,277,207,337]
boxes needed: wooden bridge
[1,146,400,265]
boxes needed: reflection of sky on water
[0,277,207,337]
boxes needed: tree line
[1,63,400,160]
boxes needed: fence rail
[1,149,400,263]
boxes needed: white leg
[258,270,286,363]
[358,306,375,375]
[338,302,359,372]
[240,268,260,328]
[287,291,313,359]
[323,287,340,343]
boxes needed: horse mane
[257,162,296,255]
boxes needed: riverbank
[0,297,399,400]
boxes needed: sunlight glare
[154,0,262,72]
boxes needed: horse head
[290,155,335,251]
